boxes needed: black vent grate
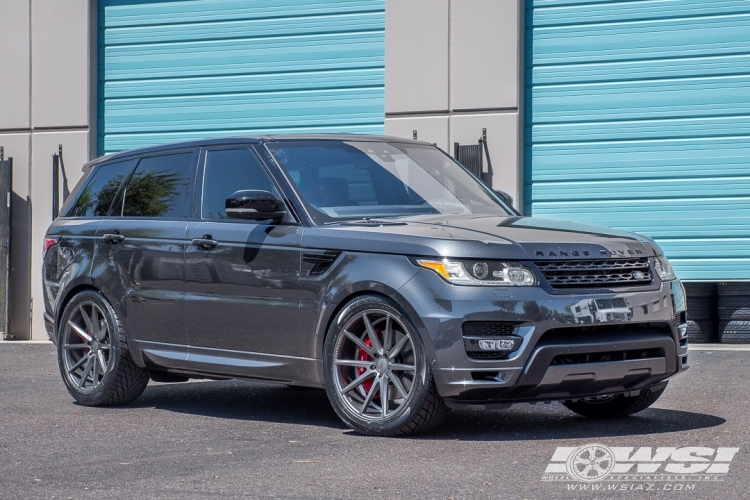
[453,143,483,178]
[462,321,519,337]
[0,156,11,337]
[535,258,651,289]
[551,348,663,366]
[302,251,341,276]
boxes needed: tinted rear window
[115,152,195,218]
[64,160,132,218]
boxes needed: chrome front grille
[534,258,652,289]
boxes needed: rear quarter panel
[43,219,101,342]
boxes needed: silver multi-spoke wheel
[333,310,416,420]
[324,295,447,436]
[57,290,149,406]
[61,302,113,392]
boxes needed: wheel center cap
[90,340,99,353]
[376,357,389,374]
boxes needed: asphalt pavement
[1,342,748,499]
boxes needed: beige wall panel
[0,0,30,130]
[385,0,449,113]
[450,112,520,207]
[31,0,91,128]
[385,115,450,151]
[30,131,90,340]
[0,134,31,339]
[450,0,519,110]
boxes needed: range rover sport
[43,135,688,436]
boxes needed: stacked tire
[684,282,716,343]
[718,283,750,344]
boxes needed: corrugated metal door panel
[99,0,384,154]
[525,0,750,281]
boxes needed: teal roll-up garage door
[525,0,750,281]
[98,0,385,155]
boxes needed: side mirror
[225,190,286,222]
[493,190,521,216]
[493,190,514,207]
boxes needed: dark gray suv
[43,135,688,436]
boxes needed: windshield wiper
[324,216,403,226]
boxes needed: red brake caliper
[355,338,377,398]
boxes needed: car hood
[301,214,662,260]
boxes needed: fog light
[678,324,688,338]
[478,339,516,351]
[464,335,522,356]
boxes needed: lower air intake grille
[462,322,519,336]
[535,258,651,289]
[550,348,663,366]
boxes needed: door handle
[191,234,218,250]
[102,233,125,245]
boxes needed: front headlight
[654,256,676,281]
[416,259,536,286]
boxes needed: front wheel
[323,295,447,436]
[563,385,666,418]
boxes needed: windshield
[266,140,512,224]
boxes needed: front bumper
[398,270,688,403]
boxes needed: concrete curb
[688,344,750,351]
[0,340,52,344]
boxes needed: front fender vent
[302,251,341,276]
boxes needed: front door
[184,147,302,380]
[94,150,197,369]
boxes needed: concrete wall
[0,0,94,340]
[384,0,523,208]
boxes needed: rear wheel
[323,295,447,436]
[57,290,149,406]
[563,385,666,418]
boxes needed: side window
[117,152,194,218]
[64,160,132,217]
[202,149,281,220]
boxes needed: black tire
[323,295,447,436]
[57,290,149,406]
[686,296,713,321]
[684,282,714,298]
[717,283,750,296]
[687,320,716,343]
[719,333,750,344]
[719,320,750,344]
[718,295,750,321]
[563,385,666,418]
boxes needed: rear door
[94,150,198,369]
[184,146,303,380]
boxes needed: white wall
[384,0,523,207]
[0,0,94,340]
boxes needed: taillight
[43,236,60,256]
